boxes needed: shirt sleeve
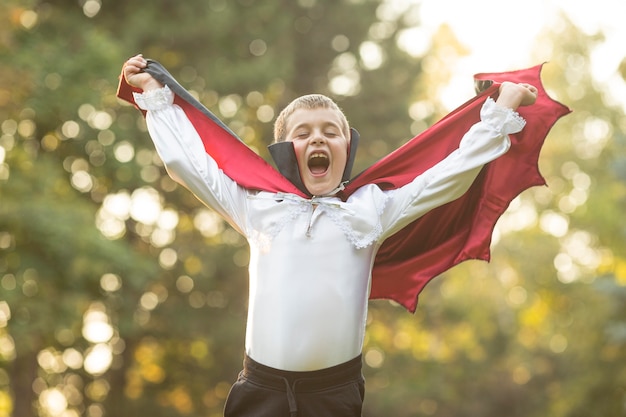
[379,97,526,240]
[134,86,249,234]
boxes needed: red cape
[118,63,570,312]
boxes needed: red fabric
[117,72,302,196]
[347,65,571,311]
[118,64,570,313]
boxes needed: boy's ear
[342,128,360,182]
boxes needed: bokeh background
[1,0,625,416]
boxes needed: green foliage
[0,1,625,417]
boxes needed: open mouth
[308,152,330,175]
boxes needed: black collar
[267,128,360,196]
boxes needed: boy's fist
[123,54,163,91]
[498,81,538,109]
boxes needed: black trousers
[224,354,365,417]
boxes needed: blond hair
[273,94,350,143]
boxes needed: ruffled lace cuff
[133,85,174,111]
[481,97,526,135]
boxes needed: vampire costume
[118,61,569,314]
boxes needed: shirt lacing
[247,191,387,250]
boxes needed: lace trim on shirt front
[322,191,390,249]
[247,193,310,250]
[247,192,389,250]
[133,85,174,111]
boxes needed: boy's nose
[310,131,326,144]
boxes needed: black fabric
[342,128,360,183]
[143,60,241,140]
[224,355,365,417]
[267,141,308,195]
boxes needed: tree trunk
[104,337,137,417]
[10,351,39,417]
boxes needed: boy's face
[285,107,349,196]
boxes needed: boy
[122,54,537,416]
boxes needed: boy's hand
[496,81,538,110]
[123,54,163,91]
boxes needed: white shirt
[134,86,525,371]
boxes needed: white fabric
[136,86,525,371]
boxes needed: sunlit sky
[411,0,626,109]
